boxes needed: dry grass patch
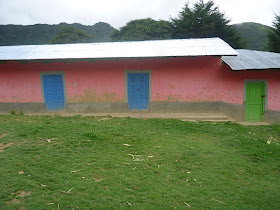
[0,142,14,152]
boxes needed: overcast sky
[0,0,279,28]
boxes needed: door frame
[40,71,67,110]
[125,70,152,109]
[244,80,268,121]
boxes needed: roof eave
[0,54,237,63]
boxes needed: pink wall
[0,57,279,111]
[219,65,280,111]
[0,64,42,103]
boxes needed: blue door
[128,73,149,111]
[42,74,65,111]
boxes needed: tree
[49,26,94,44]
[171,0,246,48]
[111,18,173,41]
[267,13,280,52]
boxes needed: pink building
[0,38,279,123]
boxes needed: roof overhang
[0,37,238,61]
[222,49,280,71]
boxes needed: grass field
[0,114,279,209]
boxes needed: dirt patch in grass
[0,132,9,139]
[96,116,112,121]
[93,177,103,182]
[6,191,31,204]
[0,143,14,152]
[0,131,14,152]
[7,198,21,204]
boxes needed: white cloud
[0,0,279,28]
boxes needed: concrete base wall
[66,103,129,113]
[219,102,245,122]
[149,102,220,113]
[150,101,246,122]
[0,102,279,124]
[264,110,280,124]
[0,103,46,114]
[0,103,129,114]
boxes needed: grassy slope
[233,22,272,51]
[0,22,115,46]
[0,115,279,209]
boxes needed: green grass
[0,114,279,209]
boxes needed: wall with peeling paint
[0,57,279,112]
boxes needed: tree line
[50,0,280,52]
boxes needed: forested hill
[233,22,272,51]
[0,22,115,46]
[0,21,272,51]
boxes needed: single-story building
[0,38,279,123]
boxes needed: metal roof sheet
[222,49,280,70]
[0,37,237,61]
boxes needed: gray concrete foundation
[0,103,46,114]
[149,102,220,113]
[219,102,245,122]
[0,101,279,124]
[66,103,129,113]
[264,110,280,124]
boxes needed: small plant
[20,110,24,115]
[84,131,97,139]
[10,110,16,115]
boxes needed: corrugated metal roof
[0,37,237,61]
[222,49,280,70]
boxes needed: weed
[10,110,16,115]
[84,131,97,139]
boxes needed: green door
[246,83,265,122]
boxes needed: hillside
[233,22,272,51]
[0,22,115,46]
[0,22,273,51]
